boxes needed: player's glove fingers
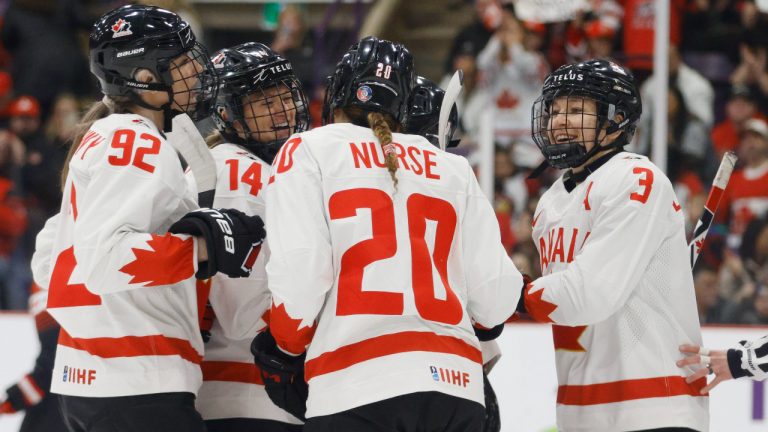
[678,344,703,355]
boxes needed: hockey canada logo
[356,85,373,102]
[111,18,133,38]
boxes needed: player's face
[170,52,204,112]
[239,83,297,143]
[546,96,604,153]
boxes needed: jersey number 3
[630,167,654,204]
[329,188,463,325]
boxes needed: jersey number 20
[329,188,463,325]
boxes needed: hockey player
[193,42,308,432]
[38,5,265,431]
[521,59,709,431]
[253,36,522,431]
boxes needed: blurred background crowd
[0,0,766,326]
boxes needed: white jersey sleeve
[730,335,768,381]
[525,159,677,325]
[264,135,331,355]
[70,118,199,296]
[31,212,59,289]
[462,163,522,328]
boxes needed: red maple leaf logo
[524,286,557,323]
[553,325,587,351]
[112,19,125,32]
[695,239,704,255]
[270,302,316,355]
[496,90,520,109]
[119,234,195,287]
[672,201,682,212]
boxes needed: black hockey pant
[205,417,303,432]
[303,391,485,432]
[58,392,205,432]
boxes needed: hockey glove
[474,323,504,341]
[515,274,533,315]
[251,329,308,421]
[169,208,265,279]
[1,379,39,414]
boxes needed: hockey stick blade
[689,151,737,268]
[167,114,218,208]
[438,69,463,151]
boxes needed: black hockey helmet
[322,36,415,127]
[404,76,460,148]
[211,42,309,163]
[89,5,218,130]
[531,59,641,169]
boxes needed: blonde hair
[205,129,225,148]
[367,111,398,190]
[60,97,131,189]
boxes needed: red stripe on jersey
[58,330,203,365]
[556,375,707,405]
[119,234,195,287]
[201,361,264,385]
[304,331,482,381]
[704,186,724,211]
[70,183,78,220]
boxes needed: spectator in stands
[680,0,742,84]
[0,128,27,309]
[444,0,501,77]
[565,17,618,64]
[719,118,768,249]
[712,84,765,160]
[272,5,315,93]
[0,71,14,118]
[717,217,768,323]
[0,0,92,117]
[475,3,548,166]
[622,0,686,82]
[693,265,728,324]
[641,45,715,128]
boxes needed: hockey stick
[438,69,463,151]
[689,151,738,268]
[167,114,218,208]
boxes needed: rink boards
[1,314,765,432]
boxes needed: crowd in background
[0,0,766,326]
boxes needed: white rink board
[491,323,768,432]
[0,314,39,432]
[1,314,767,432]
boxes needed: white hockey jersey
[188,143,301,425]
[524,152,709,432]
[265,123,522,418]
[39,113,203,397]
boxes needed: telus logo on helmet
[551,72,584,82]
[111,18,132,38]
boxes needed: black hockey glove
[169,208,265,279]
[251,329,308,421]
[516,274,533,315]
[483,373,501,432]
[474,323,504,341]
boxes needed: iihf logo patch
[356,85,373,102]
[62,366,68,382]
[429,366,439,381]
[111,18,133,38]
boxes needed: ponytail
[367,111,398,191]
[60,97,131,189]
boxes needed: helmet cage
[531,62,640,169]
[212,44,309,163]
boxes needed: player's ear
[134,68,157,83]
